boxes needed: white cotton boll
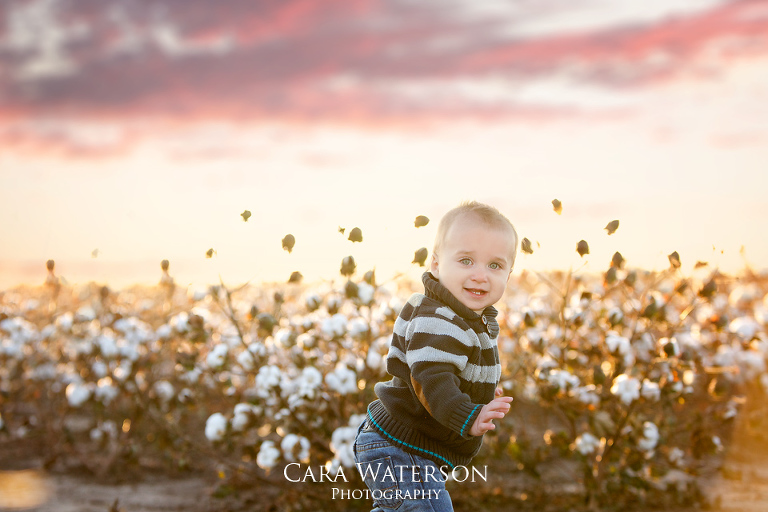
[572,385,600,406]
[156,324,172,340]
[330,426,357,467]
[366,349,383,372]
[546,369,580,391]
[75,306,97,322]
[575,432,601,455]
[606,334,631,355]
[205,413,228,442]
[325,365,358,395]
[257,440,281,470]
[55,313,74,331]
[170,312,189,333]
[348,414,366,428]
[321,313,347,338]
[154,380,175,403]
[357,283,375,305]
[96,333,119,359]
[641,380,661,401]
[723,399,738,419]
[736,350,766,381]
[90,427,104,443]
[611,374,640,405]
[236,349,256,371]
[729,317,760,340]
[92,360,108,378]
[66,382,92,407]
[256,365,282,390]
[95,377,119,405]
[206,343,228,369]
[305,293,322,312]
[668,447,685,467]
[181,367,202,384]
[231,403,254,432]
[281,434,311,463]
[637,422,659,453]
[347,317,369,338]
[272,328,292,347]
[40,324,56,339]
[188,286,209,302]
[112,360,132,382]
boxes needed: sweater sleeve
[404,315,483,438]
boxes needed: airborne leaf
[414,215,430,228]
[604,219,619,235]
[340,256,356,277]
[241,210,251,222]
[412,247,428,267]
[521,238,534,255]
[338,226,345,235]
[611,251,624,269]
[576,240,589,257]
[282,234,296,253]
[552,199,562,215]
[668,251,681,269]
[348,227,363,243]
[288,271,303,284]
[206,248,215,258]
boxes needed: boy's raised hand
[469,388,513,437]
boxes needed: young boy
[354,201,517,511]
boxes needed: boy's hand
[469,392,513,437]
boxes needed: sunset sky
[2,0,767,289]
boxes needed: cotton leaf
[413,248,428,267]
[604,220,619,235]
[282,234,296,253]
[521,238,534,255]
[552,199,562,215]
[576,240,589,257]
[414,215,430,228]
[348,227,363,243]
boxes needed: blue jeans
[353,417,454,512]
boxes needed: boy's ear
[429,254,439,277]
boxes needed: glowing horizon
[2,0,767,290]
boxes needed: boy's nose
[471,268,489,282]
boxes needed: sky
[1,0,767,289]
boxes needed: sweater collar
[422,272,499,337]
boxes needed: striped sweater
[367,271,502,469]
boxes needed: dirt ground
[1,429,767,512]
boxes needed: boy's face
[430,214,515,314]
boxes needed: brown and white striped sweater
[367,272,502,469]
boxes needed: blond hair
[433,201,518,267]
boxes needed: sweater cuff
[448,401,482,438]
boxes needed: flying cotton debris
[241,210,251,222]
[340,256,356,277]
[552,199,562,215]
[413,247,428,266]
[668,251,681,269]
[348,227,363,243]
[414,215,430,228]
[604,220,619,235]
[576,240,590,257]
[282,234,296,253]
[521,238,534,255]
[206,248,215,258]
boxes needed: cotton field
[1,261,767,510]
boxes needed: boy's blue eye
[489,262,501,270]
[459,258,472,265]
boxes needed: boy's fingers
[495,387,503,397]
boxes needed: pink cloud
[0,0,766,155]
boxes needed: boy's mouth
[465,288,488,297]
